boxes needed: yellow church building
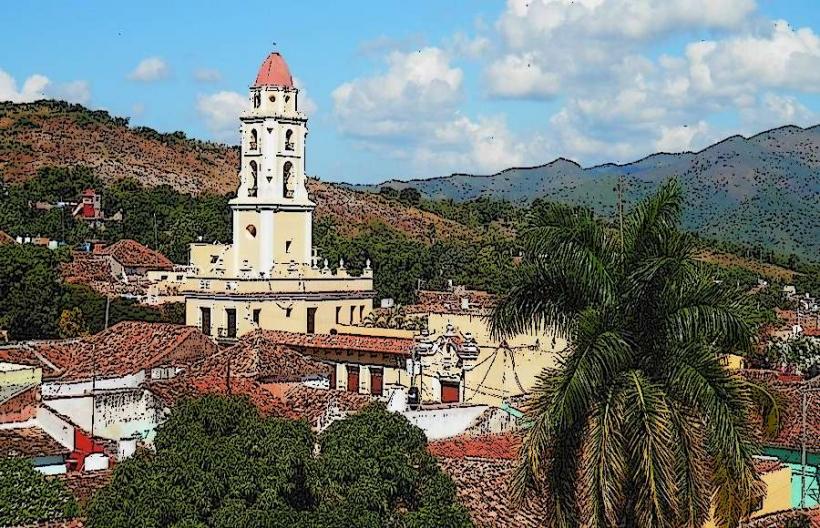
[180,52,375,340]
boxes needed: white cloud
[655,121,711,153]
[447,32,491,59]
[193,68,221,83]
[127,57,169,82]
[0,68,90,104]
[196,91,248,141]
[485,53,561,98]
[293,77,318,116]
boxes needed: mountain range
[1,100,817,260]
[354,126,820,260]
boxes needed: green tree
[398,187,422,207]
[490,180,776,528]
[87,397,470,528]
[0,244,65,339]
[58,306,90,337]
[0,458,78,526]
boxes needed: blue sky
[4,1,820,184]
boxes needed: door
[200,307,211,336]
[346,365,360,393]
[440,380,460,404]
[226,308,237,338]
[370,368,383,396]
[307,307,317,334]
[328,363,337,390]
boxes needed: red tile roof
[746,372,820,451]
[146,375,297,419]
[280,384,373,425]
[428,433,523,460]
[438,457,548,528]
[406,289,498,316]
[0,342,66,379]
[260,330,413,357]
[0,427,69,458]
[59,252,115,285]
[253,52,294,88]
[746,508,820,528]
[753,458,784,475]
[97,239,173,270]
[197,331,332,383]
[58,321,218,382]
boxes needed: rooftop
[196,331,332,383]
[428,433,522,460]
[96,239,173,270]
[261,330,414,357]
[0,427,69,459]
[253,52,293,88]
[57,321,218,382]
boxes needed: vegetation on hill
[0,244,182,340]
[86,396,471,528]
[0,458,78,526]
[490,180,778,528]
[363,126,820,261]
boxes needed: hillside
[359,127,820,260]
[0,101,475,244]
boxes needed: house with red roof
[94,239,174,277]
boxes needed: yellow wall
[0,363,42,387]
[413,313,566,406]
[185,297,374,338]
[703,465,792,528]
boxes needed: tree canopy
[86,397,471,528]
[0,458,78,526]
[490,179,777,528]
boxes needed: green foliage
[86,397,470,528]
[491,179,770,528]
[0,458,78,526]
[0,244,65,339]
[759,336,820,378]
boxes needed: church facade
[180,52,376,340]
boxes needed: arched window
[249,161,258,197]
[285,129,294,151]
[253,91,261,108]
[282,161,293,198]
[250,129,258,151]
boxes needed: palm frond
[669,405,711,528]
[623,178,683,259]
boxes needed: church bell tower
[229,52,315,276]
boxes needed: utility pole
[153,213,158,249]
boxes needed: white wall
[36,406,75,451]
[42,371,146,398]
[401,405,489,440]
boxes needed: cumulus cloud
[193,68,222,83]
[127,57,169,82]
[196,91,248,141]
[0,68,90,104]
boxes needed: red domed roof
[253,52,293,88]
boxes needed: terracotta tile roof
[59,251,115,284]
[196,331,332,383]
[55,470,112,506]
[146,375,297,419]
[428,433,523,460]
[438,457,548,528]
[58,321,218,382]
[0,427,69,459]
[0,342,67,379]
[0,230,16,246]
[752,458,784,475]
[746,508,820,528]
[280,384,373,425]
[406,289,498,315]
[746,373,820,451]
[97,239,173,270]
[260,330,413,357]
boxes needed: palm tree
[490,180,776,528]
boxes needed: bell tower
[229,52,315,276]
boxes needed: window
[253,91,261,108]
[285,129,294,151]
[210,255,219,264]
[350,306,355,325]
[359,305,365,321]
[370,368,383,396]
[246,224,257,238]
[252,308,261,325]
[282,161,293,198]
[441,381,460,404]
[249,161,258,197]
[346,365,360,393]
[226,308,237,339]
[335,306,341,324]
[160,275,168,281]
[285,307,293,318]
[200,307,211,336]
[250,129,258,150]
[307,307,317,334]
[269,94,276,102]
[285,240,292,253]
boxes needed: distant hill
[356,127,820,260]
[0,101,475,244]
